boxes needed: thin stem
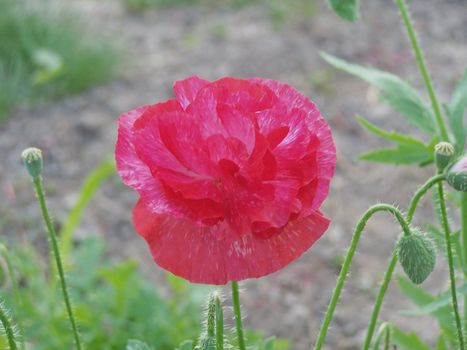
[363,253,397,350]
[383,326,391,350]
[394,0,449,141]
[406,174,445,222]
[437,180,465,349]
[0,302,18,350]
[215,297,224,350]
[461,192,467,321]
[0,246,25,350]
[32,178,83,350]
[313,204,409,350]
[363,174,445,348]
[231,281,246,350]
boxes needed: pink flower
[115,76,336,285]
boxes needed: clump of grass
[123,0,197,11]
[120,0,318,26]
[0,0,119,120]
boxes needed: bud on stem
[434,142,454,171]
[447,155,467,192]
[396,228,436,284]
[21,147,43,180]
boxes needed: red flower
[115,76,336,285]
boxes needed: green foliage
[446,70,467,151]
[60,159,117,262]
[396,276,456,343]
[0,0,119,120]
[126,339,153,350]
[389,325,430,350]
[321,52,436,136]
[120,0,317,27]
[0,238,208,349]
[356,115,434,165]
[327,0,359,21]
[402,282,467,316]
[122,0,195,11]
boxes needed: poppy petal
[133,198,330,285]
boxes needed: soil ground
[1,0,466,348]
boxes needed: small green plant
[0,0,119,120]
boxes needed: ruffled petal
[173,76,210,110]
[133,198,330,285]
[115,106,178,214]
[250,77,336,210]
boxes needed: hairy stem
[0,302,18,350]
[32,178,82,350]
[313,204,409,350]
[215,296,224,350]
[437,180,464,349]
[363,253,397,350]
[461,192,467,321]
[394,0,449,141]
[363,174,445,348]
[231,281,246,350]
[0,246,25,350]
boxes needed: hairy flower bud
[21,147,43,180]
[396,229,436,285]
[447,156,467,192]
[434,142,455,171]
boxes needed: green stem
[215,296,224,350]
[406,174,445,222]
[395,0,449,141]
[383,326,391,350]
[313,204,409,350]
[363,174,445,348]
[394,0,449,141]
[0,245,25,350]
[437,180,465,349]
[0,301,18,350]
[461,192,467,321]
[363,253,398,350]
[32,178,83,350]
[231,281,246,350]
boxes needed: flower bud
[434,142,455,171]
[396,229,436,285]
[21,147,43,180]
[446,156,467,192]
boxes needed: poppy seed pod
[447,156,467,192]
[396,229,436,285]
[434,142,455,171]
[21,147,43,180]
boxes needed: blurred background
[0,0,466,348]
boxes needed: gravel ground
[1,0,466,348]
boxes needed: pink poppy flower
[115,76,335,285]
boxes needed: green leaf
[359,144,432,165]
[126,339,152,350]
[436,335,448,350]
[426,225,463,272]
[321,52,436,135]
[389,325,430,350]
[263,337,276,350]
[59,159,116,262]
[356,115,428,146]
[32,48,64,85]
[402,282,467,316]
[328,0,359,21]
[447,70,467,150]
[396,275,456,342]
[176,340,194,350]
